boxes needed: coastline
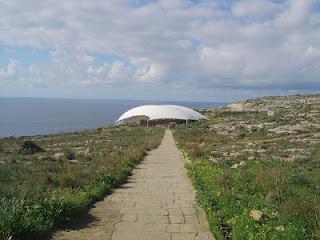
[0,97,225,138]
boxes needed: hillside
[174,94,320,240]
[0,126,164,239]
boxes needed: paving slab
[52,130,214,240]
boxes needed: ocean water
[0,98,225,137]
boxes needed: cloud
[0,0,320,94]
[232,0,281,19]
[274,0,316,28]
[26,45,137,86]
[0,59,20,85]
[198,47,246,82]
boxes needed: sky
[0,0,320,102]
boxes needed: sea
[0,98,226,137]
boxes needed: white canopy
[116,105,206,124]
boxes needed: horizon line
[0,96,228,104]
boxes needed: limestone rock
[231,164,239,169]
[239,161,246,166]
[84,147,90,155]
[250,209,263,221]
[53,152,64,160]
[275,225,285,232]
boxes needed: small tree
[20,141,44,154]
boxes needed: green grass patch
[174,102,320,240]
[0,126,164,239]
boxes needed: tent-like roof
[116,105,206,124]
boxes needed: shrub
[290,174,311,187]
[64,149,75,160]
[20,141,44,154]
[189,144,204,158]
[57,173,77,188]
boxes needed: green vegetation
[174,95,320,240]
[0,126,164,239]
[20,140,44,154]
[64,149,75,160]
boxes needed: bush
[64,149,75,160]
[20,141,44,154]
[189,144,205,158]
[290,174,311,187]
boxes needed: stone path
[53,130,214,240]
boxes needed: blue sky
[0,43,50,67]
[0,0,320,102]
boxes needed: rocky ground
[174,94,320,240]
[202,94,320,164]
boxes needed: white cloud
[0,0,320,93]
[0,59,20,85]
[198,47,246,81]
[26,46,137,86]
[274,0,315,28]
[233,0,281,19]
[135,63,167,83]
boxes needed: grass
[173,95,320,240]
[0,126,164,239]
